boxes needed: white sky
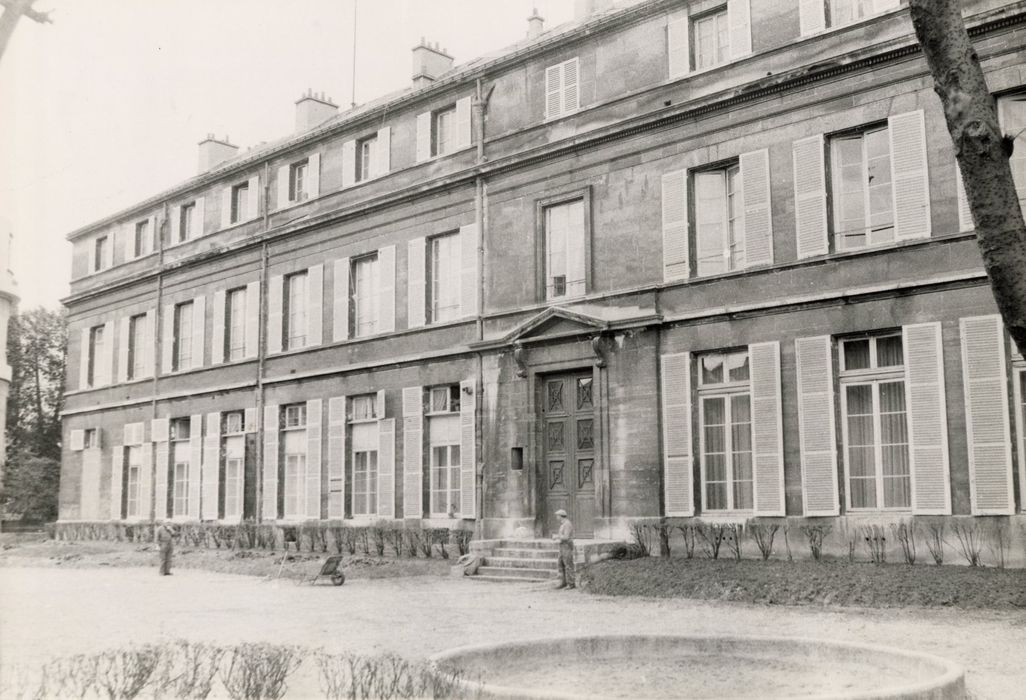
[0,0,576,311]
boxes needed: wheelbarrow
[305,554,346,586]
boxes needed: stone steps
[476,565,557,581]
[493,547,560,559]
[485,556,559,570]
[467,539,565,582]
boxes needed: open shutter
[460,224,479,316]
[153,419,170,520]
[902,323,952,514]
[544,63,562,119]
[78,328,90,390]
[246,176,260,221]
[117,316,130,384]
[110,447,124,520]
[798,0,826,35]
[740,149,773,267]
[307,153,321,199]
[307,264,323,346]
[889,110,931,241]
[202,412,220,520]
[333,258,350,341]
[793,134,828,258]
[100,320,115,387]
[191,295,205,369]
[661,170,689,281]
[267,275,283,354]
[211,290,225,365]
[562,58,580,114]
[161,304,174,374]
[750,341,784,515]
[148,215,158,253]
[460,378,477,519]
[187,415,202,519]
[960,315,1014,514]
[455,96,472,150]
[70,429,85,451]
[138,441,153,521]
[276,164,291,209]
[220,187,232,229]
[341,140,356,188]
[244,407,258,433]
[408,238,427,328]
[122,222,135,260]
[378,417,396,519]
[403,386,424,519]
[140,310,154,379]
[955,166,973,232]
[374,126,391,177]
[103,232,114,270]
[327,397,346,519]
[661,352,694,516]
[262,405,279,520]
[795,336,839,516]
[378,245,396,333]
[728,0,752,58]
[667,11,689,79]
[169,207,181,246]
[245,281,260,359]
[416,112,432,162]
[306,399,323,519]
[194,196,206,237]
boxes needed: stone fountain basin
[431,635,965,700]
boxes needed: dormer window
[357,135,377,182]
[289,160,308,202]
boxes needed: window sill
[348,417,379,425]
[417,144,475,165]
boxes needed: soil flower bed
[579,557,1026,608]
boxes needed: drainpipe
[473,77,491,537]
[255,163,271,523]
[149,204,168,524]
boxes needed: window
[430,444,461,517]
[283,403,307,429]
[128,313,147,380]
[170,417,191,441]
[830,124,894,250]
[839,334,910,510]
[179,203,195,243]
[357,135,377,182]
[231,182,249,224]
[429,233,460,323]
[283,272,307,350]
[126,446,141,518]
[544,57,580,120]
[134,219,150,258]
[352,447,378,516]
[173,301,194,371]
[999,93,1026,212]
[94,236,109,272]
[224,457,243,519]
[283,453,305,519]
[428,385,460,414]
[693,7,729,71]
[289,160,308,203]
[87,325,105,387]
[225,287,246,361]
[173,462,189,517]
[223,411,244,435]
[352,255,378,337]
[350,394,377,422]
[433,106,456,157]
[698,349,753,512]
[83,427,99,449]
[544,199,584,300]
[694,164,743,275]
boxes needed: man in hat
[156,522,175,576]
[551,509,575,589]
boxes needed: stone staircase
[466,538,625,583]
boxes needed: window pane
[701,353,724,384]
[876,335,903,367]
[545,204,570,298]
[730,394,753,510]
[726,351,750,382]
[695,171,727,276]
[843,339,870,371]
[431,234,459,322]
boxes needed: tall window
[693,7,729,71]
[173,301,194,371]
[352,255,378,338]
[840,334,910,510]
[289,160,308,202]
[128,313,147,380]
[87,324,105,387]
[430,444,461,517]
[94,236,109,272]
[223,411,245,520]
[351,395,379,517]
[694,164,743,275]
[357,135,377,182]
[698,349,753,512]
[433,106,456,157]
[179,203,195,242]
[281,403,306,519]
[125,446,141,518]
[134,219,150,258]
[830,124,894,251]
[999,93,1026,212]
[225,287,246,361]
[171,418,191,518]
[284,272,308,350]
[429,233,459,323]
[827,0,873,28]
[231,182,249,224]
[544,199,584,300]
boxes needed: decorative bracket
[513,342,528,378]
[591,334,608,368]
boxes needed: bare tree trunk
[909,0,1026,357]
[0,0,50,64]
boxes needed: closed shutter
[267,274,283,354]
[903,323,952,514]
[455,96,472,150]
[793,134,828,258]
[403,386,424,519]
[262,405,279,520]
[191,295,205,369]
[246,176,260,221]
[194,197,206,237]
[138,441,153,521]
[161,304,174,374]
[667,11,689,79]
[376,389,387,421]
[211,290,225,365]
[117,316,130,384]
[307,153,320,199]
[378,417,396,519]
[100,320,115,387]
[202,412,220,520]
[378,245,396,333]
[327,397,346,518]
[795,336,839,516]
[79,328,90,390]
[244,407,258,433]
[220,187,232,229]
[103,232,114,270]
[169,207,181,246]
[123,422,143,446]
[750,341,784,515]
[81,449,101,520]
[333,258,351,341]
[460,224,478,317]
[416,112,432,162]
[661,352,694,516]
[661,170,689,282]
[306,399,323,520]
[740,149,773,267]
[460,378,478,519]
[373,126,391,177]
[110,447,124,520]
[307,263,323,346]
[545,63,562,119]
[276,164,290,209]
[798,0,826,35]
[408,238,427,328]
[956,166,973,232]
[562,58,580,115]
[245,281,260,359]
[341,140,356,188]
[148,215,158,253]
[153,419,170,520]
[143,309,156,378]
[188,414,202,519]
[960,315,1014,514]
[889,111,931,241]
[728,0,752,58]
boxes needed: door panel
[542,372,596,537]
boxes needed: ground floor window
[125,446,140,518]
[352,450,378,516]
[698,349,753,512]
[430,444,461,517]
[172,462,188,517]
[283,453,305,518]
[224,434,244,520]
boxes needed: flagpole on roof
[350,0,358,109]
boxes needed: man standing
[552,509,575,590]
[156,522,175,576]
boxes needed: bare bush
[951,519,985,566]
[387,523,404,557]
[923,520,946,565]
[317,653,479,700]
[356,528,371,556]
[153,640,226,700]
[38,653,97,698]
[674,521,698,559]
[369,522,388,556]
[860,524,887,564]
[403,526,421,558]
[95,645,162,699]
[695,522,726,559]
[987,519,1011,569]
[783,524,793,562]
[327,522,347,555]
[626,520,652,557]
[800,524,831,561]
[891,519,917,565]
[723,523,744,561]
[220,643,302,700]
[746,520,779,561]
[837,521,858,563]
[452,529,473,557]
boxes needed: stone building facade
[60,0,1026,544]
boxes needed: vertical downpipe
[150,204,168,523]
[474,77,487,537]
[255,164,271,522]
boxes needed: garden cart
[306,554,346,586]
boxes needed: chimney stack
[574,0,614,20]
[527,8,545,39]
[295,89,339,133]
[197,134,239,174]
[412,38,454,89]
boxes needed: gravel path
[1,566,1023,698]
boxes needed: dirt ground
[1,566,1024,699]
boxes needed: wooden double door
[541,372,596,537]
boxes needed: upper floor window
[693,6,728,71]
[289,160,308,203]
[830,124,894,251]
[999,93,1026,211]
[668,2,751,79]
[351,254,378,338]
[178,203,195,243]
[231,182,249,224]
[283,271,308,350]
[133,219,150,258]
[282,403,307,429]
[83,427,99,449]
[172,301,194,371]
[94,236,109,272]
[698,349,753,512]
[170,417,191,441]
[694,163,743,275]
[223,410,245,435]
[416,98,471,163]
[429,233,460,323]
[226,287,247,361]
[350,394,377,422]
[543,198,585,300]
[433,106,456,157]
[800,0,900,35]
[544,57,580,120]
[357,135,377,182]
[87,324,105,387]
[128,313,147,381]
[427,385,460,414]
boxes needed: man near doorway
[156,522,175,576]
[552,509,575,589]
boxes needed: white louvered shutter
[268,274,283,354]
[667,11,689,79]
[960,315,1014,514]
[376,389,387,421]
[416,112,432,162]
[70,429,85,451]
[220,187,232,229]
[306,399,322,519]
[142,309,155,379]
[403,386,424,519]
[740,149,773,267]
[148,215,158,254]
[277,164,291,209]
[795,336,839,516]
[162,304,174,374]
[138,441,153,521]
[327,397,346,518]
[244,407,258,433]
[955,166,973,232]
[661,352,694,516]
[78,329,90,390]
[246,176,260,221]
[153,419,169,520]
[169,207,181,246]
[187,414,202,519]
[799,0,826,35]
[661,169,689,281]
[211,290,225,365]
[117,316,130,384]
[262,405,279,520]
[333,258,351,341]
[373,127,391,177]
[903,323,952,514]
[307,263,323,346]
[408,238,427,328]
[750,341,784,515]
[378,245,396,333]
[545,63,562,119]
[455,96,472,150]
[728,0,752,58]
[100,320,115,387]
[191,295,205,369]
[378,417,396,519]
[245,281,260,359]
[460,224,479,317]
[110,447,124,520]
[193,197,206,237]
[103,232,114,270]
[81,449,101,520]
[202,412,220,520]
[460,378,477,519]
[341,140,356,188]
[562,58,580,115]
[307,153,321,199]
[793,134,828,258]
[889,111,931,241]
